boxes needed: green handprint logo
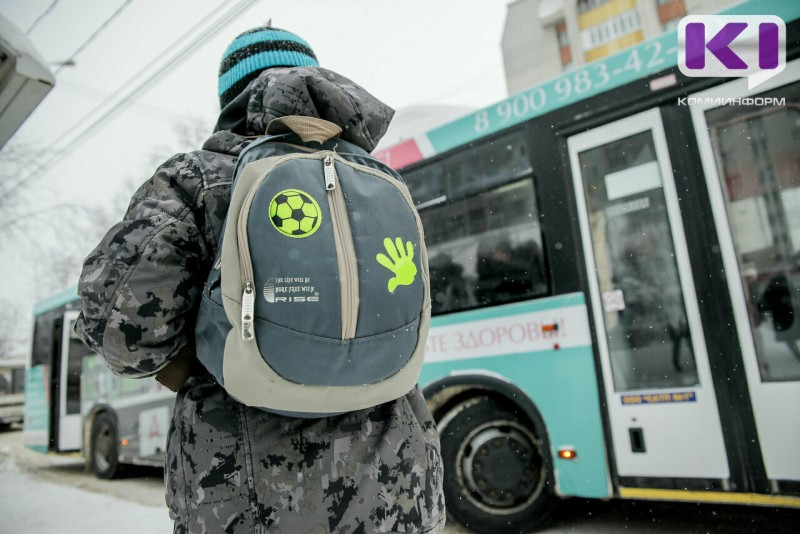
[376,237,418,293]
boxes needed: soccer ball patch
[269,189,322,238]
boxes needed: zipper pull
[323,155,336,191]
[241,281,255,341]
[213,256,222,271]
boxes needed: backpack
[195,116,431,417]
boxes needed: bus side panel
[23,364,50,453]
[115,394,174,465]
[420,293,611,499]
[81,353,175,466]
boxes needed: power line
[52,0,236,145]
[56,80,203,123]
[9,0,259,194]
[54,0,135,76]
[61,0,255,142]
[25,0,60,35]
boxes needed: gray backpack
[196,116,430,417]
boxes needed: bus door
[567,109,730,481]
[56,310,85,451]
[690,61,800,486]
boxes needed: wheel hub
[459,421,544,512]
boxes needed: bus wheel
[440,396,554,534]
[90,413,120,479]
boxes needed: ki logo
[678,15,786,90]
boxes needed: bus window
[0,371,9,395]
[405,129,545,315]
[705,81,800,382]
[445,135,531,199]
[31,312,58,368]
[10,367,25,394]
[66,326,88,415]
[405,130,533,205]
[422,179,547,314]
[578,131,700,391]
[404,161,446,207]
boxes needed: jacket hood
[213,66,394,153]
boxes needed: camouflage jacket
[75,67,445,533]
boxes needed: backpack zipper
[235,152,360,341]
[241,281,255,340]
[324,155,359,339]
[236,153,298,340]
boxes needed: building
[502,0,738,95]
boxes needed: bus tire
[90,412,120,479]
[440,396,555,534]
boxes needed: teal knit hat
[218,26,319,108]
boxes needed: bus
[0,357,25,429]
[24,289,175,479]
[374,1,800,532]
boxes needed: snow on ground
[0,435,173,534]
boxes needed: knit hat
[218,26,319,108]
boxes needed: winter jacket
[75,67,445,534]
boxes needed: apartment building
[502,0,738,94]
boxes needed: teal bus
[374,1,800,532]
[24,290,174,479]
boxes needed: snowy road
[0,428,171,534]
[2,426,798,534]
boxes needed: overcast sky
[0,0,510,343]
